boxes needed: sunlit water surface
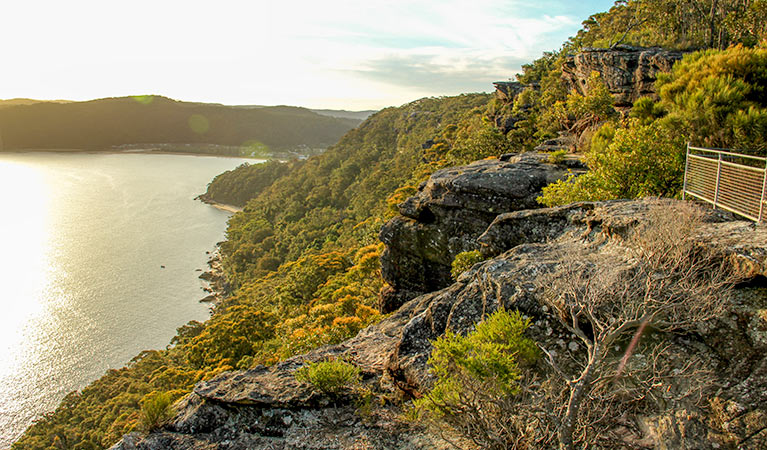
[0,152,254,446]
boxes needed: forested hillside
[0,96,360,154]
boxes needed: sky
[1,0,616,110]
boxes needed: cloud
[351,51,529,95]
[0,0,616,108]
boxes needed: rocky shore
[197,248,231,306]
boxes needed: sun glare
[0,161,52,373]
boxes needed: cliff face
[561,45,685,110]
[113,162,767,450]
[378,152,576,312]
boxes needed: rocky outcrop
[561,45,685,110]
[492,81,527,102]
[533,131,576,153]
[490,81,540,134]
[113,199,767,449]
[197,250,231,305]
[378,153,573,312]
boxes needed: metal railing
[683,144,767,222]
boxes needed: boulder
[378,153,570,311]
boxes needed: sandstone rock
[378,153,569,311]
[492,81,526,102]
[561,45,685,110]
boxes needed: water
[0,152,255,446]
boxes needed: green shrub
[138,391,177,432]
[414,308,539,449]
[656,45,767,152]
[547,149,568,164]
[538,120,685,206]
[450,250,485,280]
[295,359,361,396]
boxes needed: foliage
[492,0,767,157]
[217,94,492,285]
[538,120,686,206]
[540,44,767,206]
[138,391,182,432]
[202,159,300,207]
[557,72,617,136]
[629,96,667,125]
[12,351,209,449]
[185,306,276,369]
[445,116,512,163]
[547,149,568,164]
[414,309,540,449]
[450,250,485,280]
[569,0,767,50]
[294,359,362,397]
[656,44,767,152]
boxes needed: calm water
[0,152,254,446]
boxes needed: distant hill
[0,96,361,155]
[0,98,72,108]
[230,104,376,121]
[308,109,376,121]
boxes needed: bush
[414,308,539,449]
[450,250,485,280]
[294,359,361,396]
[537,199,735,449]
[656,44,767,152]
[138,391,177,432]
[555,71,617,138]
[547,149,568,164]
[538,120,685,206]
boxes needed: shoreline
[198,247,231,307]
[0,148,269,160]
[195,195,243,213]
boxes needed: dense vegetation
[539,44,767,206]
[484,0,767,205]
[0,96,360,154]
[211,94,498,284]
[14,1,767,448]
[200,159,304,207]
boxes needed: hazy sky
[1,0,616,110]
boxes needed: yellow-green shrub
[294,360,362,396]
[414,308,539,448]
[450,250,485,279]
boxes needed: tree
[537,200,735,449]
[656,44,767,152]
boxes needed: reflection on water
[0,152,254,446]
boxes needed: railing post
[714,152,722,209]
[759,158,767,223]
[682,143,690,200]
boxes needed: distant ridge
[0,98,72,108]
[230,104,376,121]
[308,109,376,121]
[0,96,361,155]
